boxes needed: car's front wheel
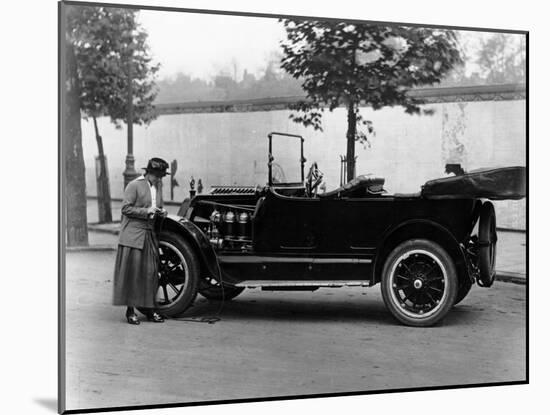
[139,231,200,317]
[381,239,458,327]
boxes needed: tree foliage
[280,20,463,181]
[439,32,526,87]
[66,5,159,222]
[280,20,463,130]
[67,6,160,127]
[476,33,525,84]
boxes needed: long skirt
[112,230,159,308]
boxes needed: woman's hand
[147,207,160,217]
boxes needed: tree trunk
[93,116,113,223]
[64,37,88,246]
[346,101,357,182]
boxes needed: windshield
[269,132,304,185]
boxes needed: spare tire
[478,201,497,287]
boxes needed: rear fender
[373,219,470,285]
[160,215,220,280]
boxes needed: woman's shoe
[147,312,165,323]
[126,313,140,325]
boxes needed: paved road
[64,250,526,411]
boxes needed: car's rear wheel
[139,231,199,317]
[381,239,458,327]
[199,284,245,301]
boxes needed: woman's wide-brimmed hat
[143,158,170,176]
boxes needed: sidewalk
[81,199,527,284]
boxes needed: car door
[319,198,351,253]
[319,196,395,256]
[346,197,394,251]
[253,188,321,253]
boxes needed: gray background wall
[82,95,526,229]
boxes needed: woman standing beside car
[112,157,169,325]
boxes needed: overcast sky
[137,9,522,82]
[138,9,285,80]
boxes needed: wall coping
[154,83,526,115]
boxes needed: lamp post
[123,46,138,188]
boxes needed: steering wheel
[305,162,324,197]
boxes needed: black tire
[381,239,458,327]
[139,231,199,317]
[478,202,497,287]
[454,278,473,305]
[199,285,245,301]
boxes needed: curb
[495,271,526,285]
[87,196,181,206]
[88,226,119,235]
[66,245,116,252]
[496,227,526,234]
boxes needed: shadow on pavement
[167,295,478,327]
[443,305,485,326]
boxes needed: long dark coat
[112,176,164,308]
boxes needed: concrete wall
[82,98,526,229]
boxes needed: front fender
[161,215,220,280]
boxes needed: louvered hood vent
[210,186,256,195]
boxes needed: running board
[218,256,372,264]
[234,280,372,288]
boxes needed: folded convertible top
[421,166,526,200]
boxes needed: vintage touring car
[151,132,525,326]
